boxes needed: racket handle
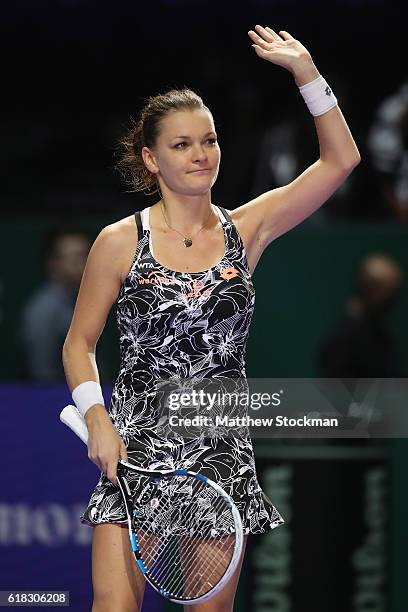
[60,404,89,444]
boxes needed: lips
[189,168,211,173]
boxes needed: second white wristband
[72,380,105,418]
[298,74,338,117]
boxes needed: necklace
[160,201,214,248]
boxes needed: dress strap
[142,207,150,230]
[134,210,143,240]
[216,205,251,274]
[130,210,148,269]
[217,206,232,224]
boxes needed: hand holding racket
[81,407,127,485]
[60,404,244,605]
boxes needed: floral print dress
[80,205,284,534]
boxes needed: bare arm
[237,26,361,253]
[62,222,133,482]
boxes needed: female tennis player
[62,24,360,612]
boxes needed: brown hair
[114,87,211,196]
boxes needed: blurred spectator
[367,81,408,222]
[19,228,91,383]
[318,254,405,377]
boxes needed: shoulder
[89,214,138,282]
[220,206,246,227]
[93,214,137,258]
[97,214,137,246]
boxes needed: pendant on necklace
[183,238,193,248]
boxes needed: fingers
[254,24,276,43]
[106,443,128,485]
[88,450,121,485]
[106,457,120,486]
[86,427,127,486]
[279,30,294,40]
[265,26,281,41]
[248,25,293,45]
[248,28,272,50]
[120,443,128,463]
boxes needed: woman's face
[144,108,221,196]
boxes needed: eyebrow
[171,131,216,140]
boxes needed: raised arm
[62,222,132,482]
[237,25,360,252]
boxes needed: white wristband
[298,75,338,117]
[72,381,105,418]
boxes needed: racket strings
[146,530,235,598]
[140,498,228,583]
[174,542,233,598]
[138,477,228,549]
[141,482,233,592]
[167,532,235,597]
[133,475,238,599]
[183,538,235,596]
[163,495,233,572]
[136,476,229,537]
[148,501,233,591]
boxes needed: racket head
[116,463,243,605]
[58,407,244,603]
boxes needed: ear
[141,146,159,175]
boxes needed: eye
[174,138,217,149]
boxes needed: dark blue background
[0,384,163,611]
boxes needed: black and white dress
[80,205,284,534]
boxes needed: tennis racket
[60,404,244,605]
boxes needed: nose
[191,143,208,162]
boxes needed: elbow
[345,153,361,172]
[62,332,72,357]
[62,340,71,367]
[334,155,361,177]
[62,335,79,365]
[322,152,362,175]
[341,148,362,173]
[62,334,96,360]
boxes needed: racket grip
[60,404,89,444]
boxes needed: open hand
[248,25,313,75]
